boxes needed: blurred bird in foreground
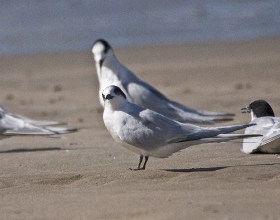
[0,106,77,139]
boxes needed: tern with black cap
[92,39,235,125]
[102,85,260,170]
[242,99,280,153]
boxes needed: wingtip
[67,127,79,133]
[215,112,236,117]
[212,117,234,123]
[44,126,79,135]
[58,127,79,134]
[225,113,236,117]
[247,123,257,128]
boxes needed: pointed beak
[102,94,113,101]
[105,94,113,100]
[99,58,104,68]
[241,106,250,113]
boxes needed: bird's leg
[129,155,149,171]
[141,156,149,170]
[137,155,143,169]
[129,155,143,171]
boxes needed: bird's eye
[113,87,119,94]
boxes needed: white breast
[103,108,144,155]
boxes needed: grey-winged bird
[0,106,77,139]
[92,39,234,125]
[102,85,260,170]
[241,99,280,154]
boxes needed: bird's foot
[129,167,145,171]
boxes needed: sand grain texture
[0,37,280,219]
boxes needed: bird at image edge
[0,106,77,139]
[241,99,280,154]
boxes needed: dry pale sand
[0,37,280,220]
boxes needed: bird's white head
[92,39,113,68]
[102,85,127,108]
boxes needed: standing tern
[91,39,234,125]
[241,99,280,153]
[102,85,260,170]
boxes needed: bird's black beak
[105,94,114,100]
[241,106,250,113]
[99,58,104,68]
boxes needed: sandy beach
[0,37,280,219]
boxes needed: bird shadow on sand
[162,166,226,173]
[0,147,62,154]
[162,163,280,173]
